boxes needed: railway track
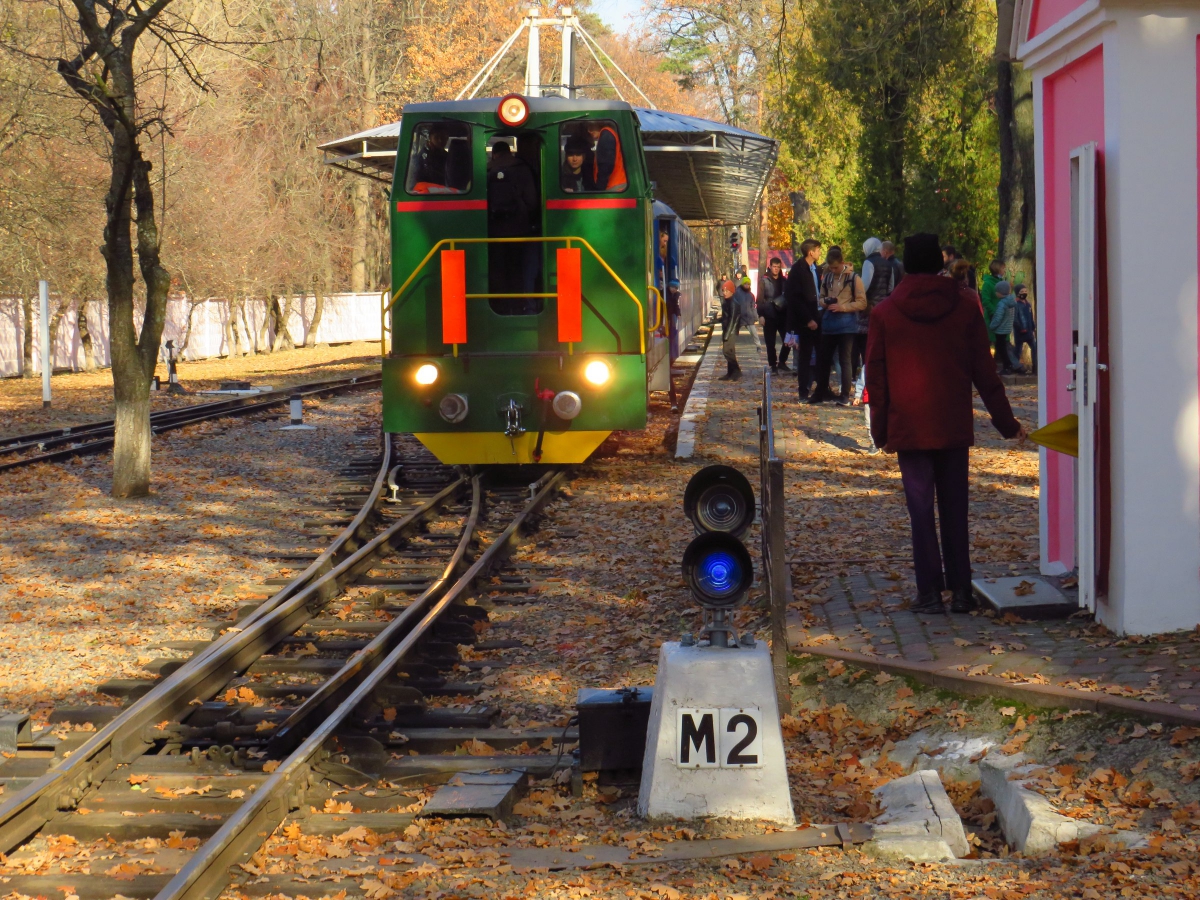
[0,430,566,899]
[0,373,382,473]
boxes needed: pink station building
[1012,0,1200,633]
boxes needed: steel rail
[0,374,382,472]
[265,475,484,756]
[0,374,379,453]
[156,469,566,900]
[0,435,467,852]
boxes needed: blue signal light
[697,550,742,599]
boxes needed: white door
[1068,142,1102,612]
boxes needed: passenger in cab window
[561,137,591,192]
[585,120,627,192]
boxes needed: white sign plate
[719,707,764,768]
[676,707,763,768]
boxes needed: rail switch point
[637,641,794,824]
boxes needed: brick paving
[687,323,1200,723]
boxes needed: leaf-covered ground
[2,340,1198,898]
[0,391,379,723]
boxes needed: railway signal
[637,467,794,823]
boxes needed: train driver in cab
[413,124,449,186]
[585,120,627,192]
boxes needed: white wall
[1102,9,1200,634]
[0,293,383,378]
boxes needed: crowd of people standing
[716,239,1036,393]
[714,234,1035,617]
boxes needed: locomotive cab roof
[399,96,637,116]
[321,98,778,225]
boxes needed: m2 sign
[676,708,764,768]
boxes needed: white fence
[0,293,383,377]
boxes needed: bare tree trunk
[995,0,1035,285]
[350,23,377,294]
[180,297,199,357]
[758,188,770,272]
[229,298,245,356]
[21,294,33,378]
[222,299,235,357]
[268,294,294,352]
[239,299,256,354]
[307,289,326,348]
[78,299,96,372]
[48,298,69,372]
[258,296,273,351]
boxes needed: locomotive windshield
[405,122,472,195]
[559,120,627,193]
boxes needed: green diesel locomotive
[383,94,684,465]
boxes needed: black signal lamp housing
[682,531,753,609]
[683,465,756,539]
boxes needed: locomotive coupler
[504,399,525,438]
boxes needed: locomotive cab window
[405,122,472,195]
[560,120,627,193]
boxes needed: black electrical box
[576,687,654,773]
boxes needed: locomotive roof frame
[319,96,777,226]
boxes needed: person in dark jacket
[413,125,449,186]
[561,137,592,193]
[719,279,742,380]
[784,239,823,400]
[757,257,790,372]
[1012,284,1036,374]
[865,233,1026,615]
[487,142,540,313]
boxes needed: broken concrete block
[886,729,998,782]
[864,833,957,861]
[979,754,1080,856]
[868,769,969,860]
[420,770,525,820]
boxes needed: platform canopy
[318,106,777,226]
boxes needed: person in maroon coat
[865,233,1027,614]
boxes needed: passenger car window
[405,122,472,195]
[559,120,628,193]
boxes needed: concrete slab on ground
[973,575,1077,619]
[867,769,969,860]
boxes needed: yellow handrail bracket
[383,237,647,355]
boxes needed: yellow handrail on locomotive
[647,285,667,333]
[383,236,647,355]
[379,288,391,357]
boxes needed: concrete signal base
[638,641,795,825]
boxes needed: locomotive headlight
[583,360,611,386]
[497,94,529,127]
[414,363,439,386]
